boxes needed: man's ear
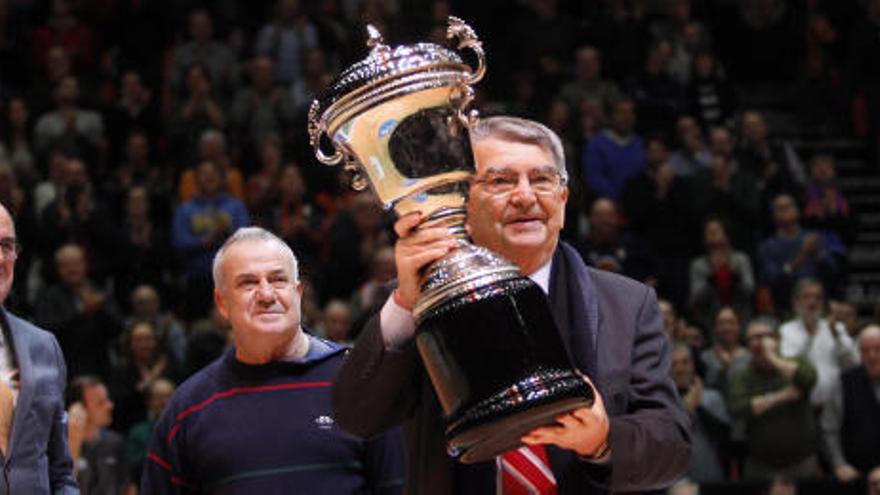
[214,289,228,320]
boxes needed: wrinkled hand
[392,212,457,311]
[521,376,609,458]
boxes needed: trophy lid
[313,29,467,118]
[309,16,485,166]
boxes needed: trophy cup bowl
[309,17,594,463]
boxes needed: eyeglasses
[472,169,564,197]
[0,237,21,260]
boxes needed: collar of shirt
[528,259,552,295]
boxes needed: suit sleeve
[599,286,692,492]
[332,309,422,439]
[48,336,80,495]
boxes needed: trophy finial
[366,24,384,49]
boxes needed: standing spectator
[578,197,657,284]
[686,50,736,130]
[169,9,238,100]
[34,75,105,161]
[34,244,123,378]
[830,300,861,338]
[691,151,761,257]
[758,194,840,309]
[255,0,319,86]
[821,325,880,484]
[689,217,755,331]
[668,115,712,177]
[177,129,244,202]
[321,191,391,301]
[699,306,751,395]
[779,278,859,408]
[113,186,175,308]
[33,148,69,218]
[622,135,696,307]
[258,163,324,268]
[40,157,116,281]
[581,96,645,200]
[349,246,395,324]
[66,376,132,494]
[40,157,116,282]
[557,45,621,113]
[289,47,332,111]
[104,71,161,162]
[127,284,187,371]
[671,343,730,483]
[320,299,353,344]
[109,320,178,436]
[802,154,855,269]
[104,131,173,223]
[125,379,175,488]
[31,0,96,73]
[245,134,283,214]
[737,110,804,217]
[511,0,574,92]
[0,96,37,188]
[172,160,249,321]
[623,38,685,136]
[168,65,226,166]
[230,55,295,162]
[730,320,819,481]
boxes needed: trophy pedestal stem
[417,206,468,239]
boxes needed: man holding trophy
[313,18,690,494]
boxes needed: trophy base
[448,396,594,464]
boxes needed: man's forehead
[223,242,292,275]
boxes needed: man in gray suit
[0,203,78,494]
[333,117,691,494]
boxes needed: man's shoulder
[3,309,57,345]
[166,355,228,411]
[583,265,650,299]
[778,319,801,335]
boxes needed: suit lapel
[549,243,599,381]
[3,310,35,456]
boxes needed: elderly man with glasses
[0,203,79,493]
[334,116,691,494]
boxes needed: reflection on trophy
[308,17,594,463]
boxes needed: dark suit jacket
[333,245,691,494]
[1,307,79,495]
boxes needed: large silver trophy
[308,17,593,463]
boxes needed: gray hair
[212,227,299,289]
[470,116,568,184]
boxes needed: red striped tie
[499,445,557,495]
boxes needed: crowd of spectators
[1,0,879,493]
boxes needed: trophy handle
[308,100,345,165]
[344,161,369,191]
[447,16,485,85]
